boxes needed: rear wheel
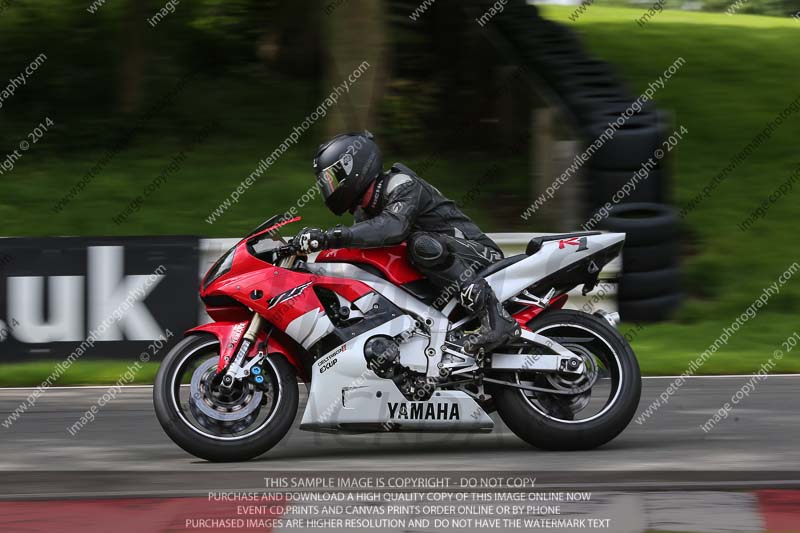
[153,334,298,462]
[493,310,641,450]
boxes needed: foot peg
[476,348,492,369]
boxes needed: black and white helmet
[313,131,383,216]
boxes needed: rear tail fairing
[486,233,625,303]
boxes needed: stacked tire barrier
[488,1,682,321]
[597,203,683,321]
[492,3,670,207]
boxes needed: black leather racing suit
[337,163,503,300]
[333,162,521,353]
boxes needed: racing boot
[460,279,521,355]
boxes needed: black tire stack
[493,3,670,211]
[596,203,683,321]
[487,1,682,321]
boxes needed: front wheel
[493,309,641,450]
[153,334,298,462]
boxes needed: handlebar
[276,241,300,258]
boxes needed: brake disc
[189,357,263,428]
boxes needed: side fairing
[285,308,335,349]
[316,245,424,285]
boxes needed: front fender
[186,322,307,381]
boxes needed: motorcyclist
[296,131,521,354]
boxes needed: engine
[364,334,434,401]
[364,335,401,378]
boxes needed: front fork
[219,253,297,388]
[220,314,266,390]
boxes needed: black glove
[295,227,328,253]
[296,225,352,253]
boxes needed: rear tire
[493,310,641,450]
[153,334,298,462]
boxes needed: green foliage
[702,0,799,15]
[583,0,800,16]
[0,0,282,148]
[379,78,440,153]
[549,5,800,371]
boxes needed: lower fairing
[299,316,494,433]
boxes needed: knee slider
[409,233,449,269]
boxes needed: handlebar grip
[277,244,298,258]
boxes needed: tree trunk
[323,0,388,134]
[118,0,147,115]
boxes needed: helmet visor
[315,160,348,201]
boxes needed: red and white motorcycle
[154,215,641,461]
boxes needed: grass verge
[0,361,159,388]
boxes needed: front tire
[493,310,641,450]
[153,334,298,462]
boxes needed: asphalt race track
[1,376,799,532]
[2,375,800,478]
